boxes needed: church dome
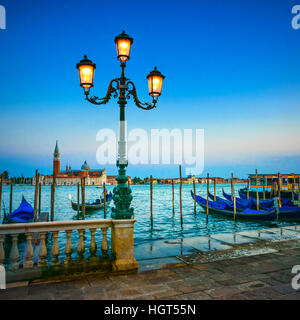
[81,161,90,171]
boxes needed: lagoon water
[1,184,297,262]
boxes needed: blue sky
[0,0,300,179]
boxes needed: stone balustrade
[0,219,138,282]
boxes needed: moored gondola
[69,192,113,212]
[194,191,300,221]
[2,196,34,224]
[191,191,276,221]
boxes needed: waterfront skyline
[1,0,300,178]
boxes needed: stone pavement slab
[183,236,233,252]
[237,228,300,242]
[210,233,259,245]
[134,240,198,260]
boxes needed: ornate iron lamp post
[76,31,165,219]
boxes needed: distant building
[106,175,132,186]
[34,141,107,186]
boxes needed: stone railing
[0,219,138,282]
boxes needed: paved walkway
[1,227,300,300]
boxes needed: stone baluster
[89,228,98,265]
[51,231,60,266]
[9,234,19,270]
[0,235,4,265]
[38,232,48,268]
[24,233,34,269]
[64,230,73,267]
[101,227,109,258]
[77,229,85,264]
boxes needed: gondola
[191,191,277,221]
[221,190,300,220]
[224,189,294,209]
[2,196,34,224]
[223,189,274,209]
[69,192,113,212]
[209,191,253,210]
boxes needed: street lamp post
[76,31,165,219]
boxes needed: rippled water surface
[1,183,297,251]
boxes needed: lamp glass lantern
[147,67,165,97]
[114,31,134,62]
[76,55,96,93]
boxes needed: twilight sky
[0,0,300,179]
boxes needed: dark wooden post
[50,184,54,221]
[278,172,281,207]
[247,179,250,200]
[231,174,234,201]
[193,178,196,212]
[150,175,153,225]
[298,177,300,208]
[0,174,2,221]
[38,182,42,218]
[263,175,266,200]
[103,182,106,216]
[292,176,295,202]
[255,169,259,211]
[81,177,86,220]
[77,182,80,219]
[214,178,216,201]
[34,169,39,222]
[51,173,56,221]
[172,179,174,213]
[232,173,236,219]
[9,183,13,215]
[179,166,183,223]
[206,173,209,216]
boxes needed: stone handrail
[0,219,112,234]
[0,219,138,282]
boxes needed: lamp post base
[111,161,134,220]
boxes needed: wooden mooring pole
[51,173,56,221]
[214,178,216,201]
[292,177,295,202]
[298,177,300,207]
[77,182,80,219]
[81,177,86,220]
[150,175,153,225]
[255,169,259,211]
[38,182,42,218]
[232,173,236,220]
[193,178,196,212]
[103,182,106,216]
[247,179,250,200]
[34,169,39,222]
[206,173,209,216]
[231,174,234,201]
[9,182,13,215]
[263,175,266,200]
[0,174,3,222]
[278,172,281,207]
[179,166,183,223]
[172,179,175,213]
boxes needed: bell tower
[53,140,60,175]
